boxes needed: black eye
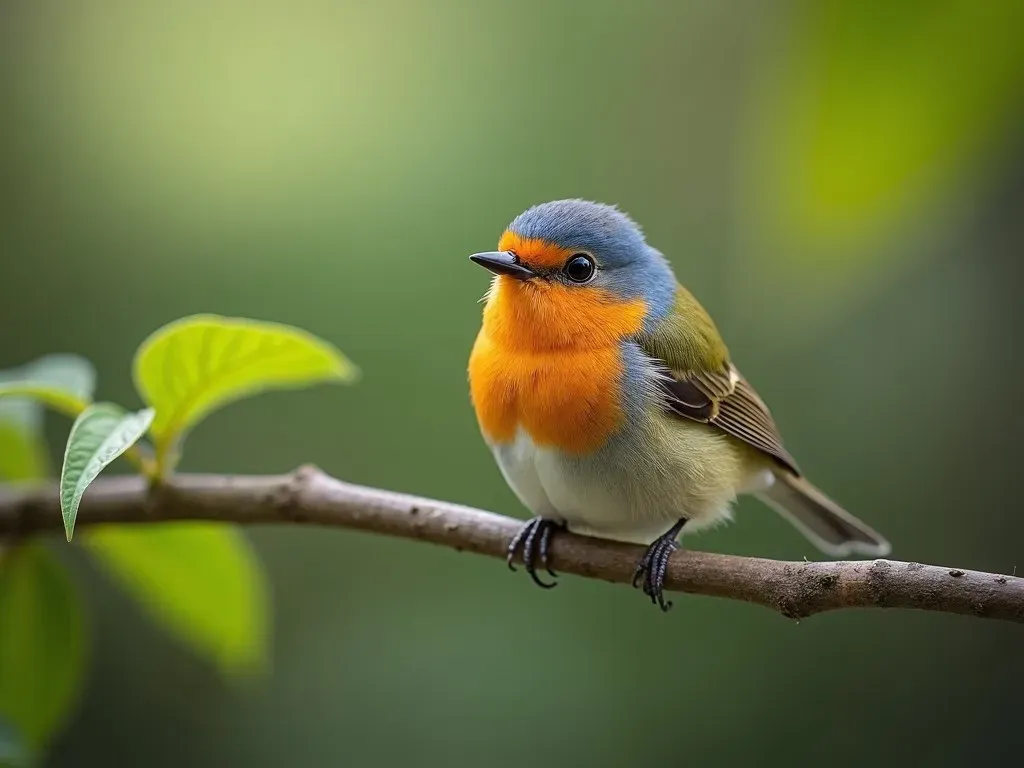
[563,253,595,283]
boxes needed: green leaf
[0,356,93,494]
[132,314,358,470]
[733,0,1024,339]
[0,385,91,425]
[0,425,49,485]
[749,0,1024,250]
[59,404,155,541]
[0,544,87,753]
[84,524,268,677]
[0,354,95,428]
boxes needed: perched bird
[467,199,890,610]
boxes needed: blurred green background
[2,0,1023,765]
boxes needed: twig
[1,465,1021,624]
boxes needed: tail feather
[758,471,891,558]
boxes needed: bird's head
[470,199,675,350]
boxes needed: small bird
[467,199,891,610]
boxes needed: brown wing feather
[656,364,801,476]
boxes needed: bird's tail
[758,470,891,558]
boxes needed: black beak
[469,251,536,280]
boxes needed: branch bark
[1,465,1020,624]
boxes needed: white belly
[489,420,771,547]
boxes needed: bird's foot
[631,519,687,611]
[507,517,564,589]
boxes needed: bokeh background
[2,0,1023,765]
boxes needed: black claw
[506,524,531,572]
[632,554,650,591]
[631,561,645,589]
[645,540,670,603]
[538,522,558,578]
[507,518,563,589]
[654,542,675,611]
[632,519,687,612]
[521,520,553,588]
[643,544,660,600]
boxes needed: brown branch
[1,465,1021,624]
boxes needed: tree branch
[0,465,1020,624]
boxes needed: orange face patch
[497,231,575,270]
[467,274,648,454]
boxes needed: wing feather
[653,362,800,476]
[636,283,800,475]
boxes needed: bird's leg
[506,517,564,589]
[631,518,687,611]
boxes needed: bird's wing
[636,286,801,476]
[652,362,800,475]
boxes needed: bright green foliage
[0,365,89,764]
[0,544,86,755]
[85,524,269,677]
[0,425,49,485]
[750,0,1024,249]
[0,356,152,480]
[0,354,95,428]
[0,354,103,486]
[0,315,354,758]
[59,404,155,541]
[132,314,358,474]
[0,384,90,424]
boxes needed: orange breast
[468,276,647,454]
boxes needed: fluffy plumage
[468,199,890,558]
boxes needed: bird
[466,199,891,611]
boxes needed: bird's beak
[469,251,536,280]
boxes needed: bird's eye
[563,253,596,283]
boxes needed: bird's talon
[631,564,646,589]
[506,523,531,572]
[526,567,558,589]
[507,517,562,590]
[631,569,643,589]
[633,519,687,611]
[538,522,559,578]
